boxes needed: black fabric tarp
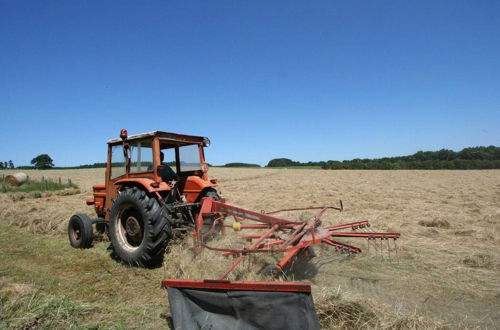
[166,287,320,330]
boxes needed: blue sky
[1,1,499,167]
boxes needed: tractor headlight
[203,137,211,147]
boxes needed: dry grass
[0,168,499,328]
[0,279,97,329]
[0,169,98,234]
[163,235,275,282]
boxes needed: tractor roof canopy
[107,131,209,147]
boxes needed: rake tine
[372,237,379,253]
[386,238,391,259]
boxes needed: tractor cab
[107,129,211,182]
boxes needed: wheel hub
[125,216,142,242]
[71,225,81,241]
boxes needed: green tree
[267,158,295,167]
[31,154,54,169]
[224,163,261,168]
[8,160,14,169]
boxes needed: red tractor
[68,130,220,267]
[69,129,400,277]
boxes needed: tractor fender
[184,176,217,203]
[114,178,171,193]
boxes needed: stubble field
[1,168,499,329]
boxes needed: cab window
[110,145,126,179]
[179,145,201,172]
[160,147,177,171]
[130,141,153,174]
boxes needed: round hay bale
[5,172,28,186]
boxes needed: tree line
[267,146,500,170]
[7,146,500,170]
[221,162,261,168]
[0,160,15,169]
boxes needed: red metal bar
[265,201,343,215]
[162,279,311,292]
[219,224,280,278]
[313,207,333,223]
[326,221,370,231]
[277,246,302,269]
[322,238,362,254]
[200,216,224,241]
[259,239,285,248]
[205,246,299,255]
[237,234,279,239]
[330,232,400,239]
[221,224,279,257]
[194,197,214,243]
[281,222,307,249]
[212,201,302,226]
[218,255,246,280]
[231,223,272,229]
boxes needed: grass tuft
[0,285,96,329]
[418,218,451,229]
[315,291,378,329]
[461,254,494,269]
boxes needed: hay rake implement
[193,197,400,279]
[163,197,400,329]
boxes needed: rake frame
[194,197,400,280]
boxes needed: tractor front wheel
[109,187,171,267]
[68,214,94,249]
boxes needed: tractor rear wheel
[109,187,171,267]
[68,214,94,249]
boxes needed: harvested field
[1,168,499,329]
